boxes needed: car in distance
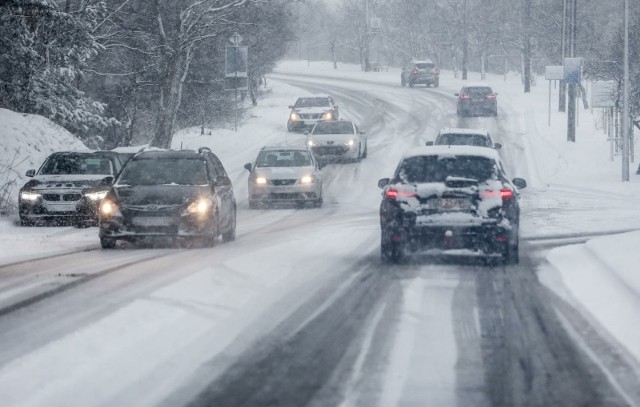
[426,128,501,150]
[455,84,498,117]
[98,147,236,249]
[244,146,322,209]
[18,151,125,226]
[378,145,526,264]
[401,59,440,88]
[287,95,339,132]
[305,120,367,163]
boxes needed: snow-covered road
[0,62,639,406]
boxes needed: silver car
[244,146,323,209]
[305,120,367,163]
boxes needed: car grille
[300,113,322,120]
[43,193,82,202]
[271,179,297,186]
[313,146,348,155]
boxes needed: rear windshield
[395,155,498,184]
[312,121,354,135]
[462,87,493,97]
[436,133,491,147]
[256,150,312,168]
[117,158,208,185]
[39,153,114,175]
[294,97,330,108]
[415,63,435,69]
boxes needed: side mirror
[494,143,502,150]
[244,163,253,171]
[215,176,232,187]
[334,105,339,109]
[25,169,35,177]
[425,141,434,146]
[318,162,327,169]
[454,93,460,97]
[101,176,114,186]
[512,178,527,189]
[288,105,294,109]
[360,130,366,135]
[378,178,390,189]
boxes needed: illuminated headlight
[100,199,118,217]
[306,139,316,147]
[300,175,315,184]
[84,191,108,201]
[322,112,333,120]
[254,176,268,185]
[187,198,213,215]
[345,139,356,147]
[20,191,41,201]
[290,112,300,121]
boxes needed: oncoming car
[306,120,367,163]
[426,128,501,150]
[18,151,124,227]
[244,146,322,209]
[287,95,339,132]
[98,148,236,249]
[378,146,526,264]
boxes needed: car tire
[401,76,406,87]
[221,207,236,243]
[100,237,116,249]
[408,80,415,88]
[502,241,519,265]
[361,142,368,159]
[492,109,498,117]
[204,214,219,247]
[287,120,293,132]
[381,231,404,264]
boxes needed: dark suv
[98,148,236,249]
[401,60,440,88]
[378,146,526,264]
[455,84,498,117]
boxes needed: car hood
[307,133,356,144]
[112,185,211,206]
[254,167,315,180]
[293,107,331,114]
[24,174,109,191]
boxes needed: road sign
[564,58,582,84]
[545,65,564,80]
[592,80,617,108]
[225,46,248,79]
[229,32,242,46]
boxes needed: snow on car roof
[403,145,501,160]
[461,82,493,88]
[411,59,434,64]
[261,145,309,152]
[438,127,488,136]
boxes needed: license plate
[132,217,173,227]
[432,198,470,209]
[46,203,77,212]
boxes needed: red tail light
[386,189,417,200]
[482,188,513,200]
[459,95,470,100]
[411,68,418,75]
[486,93,497,100]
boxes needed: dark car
[401,60,440,88]
[455,84,498,117]
[378,146,526,264]
[98,147,236,249]
[18,151,125,227]
[287,95,339,132]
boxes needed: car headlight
[345,139,356,147]
[254,176,268,185]
[306,139,316,147]
[300,175,315,184]
[187,198,213,215]
[84,191,108,201]
[100,199,118,217]
[20,191,41,201]
[290,112,300,121]
[322,112,333,120]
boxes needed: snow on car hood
[307,133,355,144]
[293,107,331,114]
[113,185,209,206]
[254,166,314,180]
[27,174,109,190]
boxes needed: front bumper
[99,208,215,240]
[19,192,97,224]
[249,183,321,204]
[311,145,359,162]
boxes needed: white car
[305,120,368,163]
[244,146,323,209]
[426,127,501,150]
[287,95,339,132]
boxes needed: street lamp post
[622,0,630,181]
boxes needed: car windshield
[117,158,208,185]
[415,62,435,69]
[437,134,491,147]
[39,153,114,175]
[312,121,354,134]
[396,155,497,183]
[463,87,493,97]
[294,97,330,108]
[256,150,312,168]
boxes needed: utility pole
[559,0,567,111]
[523,0,531,92]
[566,0,577,142]
[462,0,468,80]
[622,0,630,181]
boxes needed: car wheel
[502,239,519,265]
[100,237,116,249]
[408,80,415,88]
[287,120,293,132]
[401,76,406,87]
[204,214,219,247]
[361,142,368,159]
[221,206,236,243]
[381,230,404,264]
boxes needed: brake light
[459,95,470,100]
[501,188,513,199]
[486,93,497,100]
[411,68,418,75]
[386,189,417,199]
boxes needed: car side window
[211,154,229,178]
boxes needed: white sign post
[225,33,248,132]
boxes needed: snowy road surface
[0,64,639,406]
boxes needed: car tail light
[386,189,417,200]
[482,188,513,200]
[459,95,470,99]
[486,93,497,100]
[411,68,418,75]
